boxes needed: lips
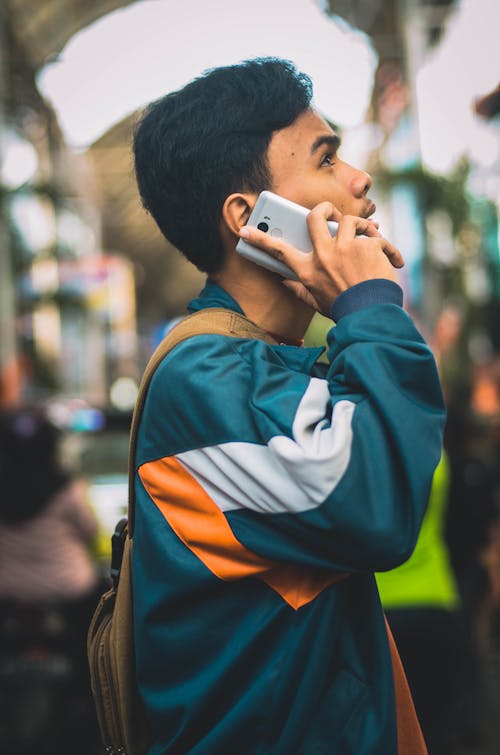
[365,201,376,218]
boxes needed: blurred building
[2,0,499,409]
[328,0,500,365]
[0,2,138,408]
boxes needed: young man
[132,58,445,754]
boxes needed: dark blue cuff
[330,279,403,322]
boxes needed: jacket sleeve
[136,297,445,575]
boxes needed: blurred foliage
[0,181,65,203]
[376,161,470,235]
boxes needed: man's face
[266,109,375,219]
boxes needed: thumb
[328,205,343,223]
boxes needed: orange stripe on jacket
[139,455,347,610]
[385,618,428,754]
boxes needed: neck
[213,252,314,342]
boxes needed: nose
[352,169,372,198]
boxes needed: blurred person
[376,453,461,755]
[0,408,99,602]
[481,514,500,645]
[0,406,101,747]
[430,312,500,749]
[129,57,446,754]
[445,366,500,748]
[432,304,463,374]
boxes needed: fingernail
[239,226,250,238]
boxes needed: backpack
[87,308,278,755]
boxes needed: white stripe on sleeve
[177,378,355,515]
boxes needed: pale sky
[36,0,500,194]
[417,0,500,175]
[37,0,377,149]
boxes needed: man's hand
[239,201,405,316]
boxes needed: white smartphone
[236,190,339,280]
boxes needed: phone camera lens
[257,222,269,233]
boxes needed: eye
[321,152,335,167]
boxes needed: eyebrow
[310,134,341,156]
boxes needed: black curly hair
[133,57,313,273]
[0,408,68,524]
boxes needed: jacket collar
[188,278,245,315]
[188,279,324,374]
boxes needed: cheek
[325,181,351,212]
[272,181,320,209]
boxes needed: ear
[221,192,257,236]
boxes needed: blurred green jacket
[376,453,460,610]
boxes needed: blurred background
[0,1,499,753]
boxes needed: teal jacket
[133,279,445,754]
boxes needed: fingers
[238,226,304,275]
[363,235,404,270]
[307,202,340,247]
[307,201,343,224]
[360,220,381,238]
[335,215,405,269]
[336,215,379,243]
[239,205,405,279]
[380,239,405,269]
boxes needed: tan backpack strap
[127,308,278,536]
